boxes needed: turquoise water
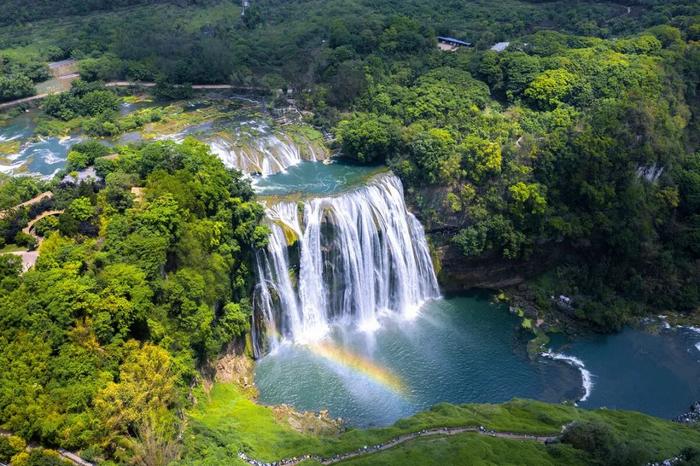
[255,296,700,427]
[557,325,700,418]
[252,160,385,196]
[0,103,155,178]
[0,113,79,178]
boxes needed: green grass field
[337,432,588,466]
[179,382,700,465]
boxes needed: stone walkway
[5,209,63,272]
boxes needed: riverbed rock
[271,403,344,435]
[215,352,255,391]
[673,401,700,424]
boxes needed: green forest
[0,0,699,464]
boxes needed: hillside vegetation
[0,0,699,464]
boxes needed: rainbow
[308,342,407,395]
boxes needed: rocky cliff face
[434,243,533,291]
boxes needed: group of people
[237,424,540,466]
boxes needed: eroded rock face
[271,404,344,435]
[215,352,255,390]
[433,243,563,292]
[212,345,344,435]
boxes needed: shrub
[14,231,37,250]
[33,215,59,237]
[0,435,26,463]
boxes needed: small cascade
[252,173,440,356]
[210,132,323,176]
[161,120,327,176]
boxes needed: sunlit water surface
[255,296,700,427]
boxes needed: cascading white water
[210,133,322,176]
[253,173,440,355]
[159,119,326,176]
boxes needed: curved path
[23,209,64,237]
[238,426,559,466]
[8,209,63,272]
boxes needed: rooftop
[437,36,471,46]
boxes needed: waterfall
[210,133,325,176]
[253,173,440,355]
[160,121,327,176]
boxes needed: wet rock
[673,401,700,424]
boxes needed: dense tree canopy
[333,19,700,330]
[0,0,698,462]
[0,139,266,462]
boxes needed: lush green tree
[336,112,400,163]
[459,136,502,181]
[0,435,25,463]
[79,54,123,81]
[43,81,119,121]
[94,343,179,454]
[524,68,578,109]
[404,127,457,184]
[66,140,111,170]
[0,74,34,102]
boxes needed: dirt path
[238,426,559,466]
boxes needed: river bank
[184,354,700,466]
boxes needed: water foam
[541,349,594,402]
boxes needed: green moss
[0,139,20,155]
[527,329,550,359]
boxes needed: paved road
[0,81,269,110]
[23,209,64,236]
[5,209,63,272]
[0,93,48,110]
[106,81,267,91]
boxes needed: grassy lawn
[181,382,700,465]
[182,383,324,465]
[337,432,588,466]
[0,244,26,253]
